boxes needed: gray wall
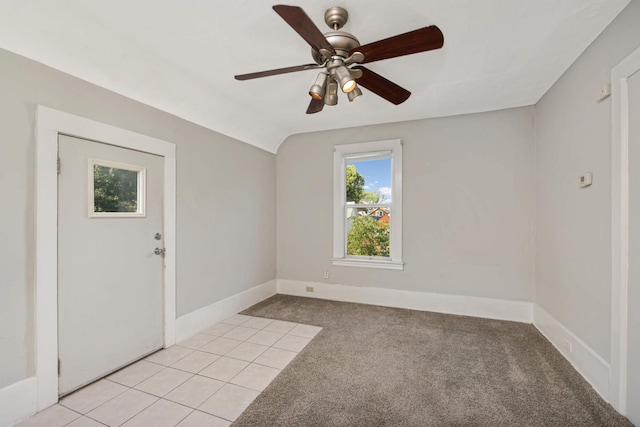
[0,48,276,388]
[277,108,535,301]
[535,0,640,361]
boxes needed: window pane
[345,158,392,204]
[346,206,391,257]
[93,165,139,213]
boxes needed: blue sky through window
[347,158,392,203]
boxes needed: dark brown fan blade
[235,64,320,81]
[306,97,325,114]
[350,26,443,64]
[352,66,411,105]
[273,5,335,55]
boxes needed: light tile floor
[16,314,321,427]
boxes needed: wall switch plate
[579,172,593,188]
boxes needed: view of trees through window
[345,158,391,257]
[93,165,139,213]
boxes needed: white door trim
[35,106,177,410]
[610,45,640,414]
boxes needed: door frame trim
[610,45,640,414]
[35,106,177,410]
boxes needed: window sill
[331,258,404,270]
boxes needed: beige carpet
[234,295,631,426]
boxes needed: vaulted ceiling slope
[0,1,630,153]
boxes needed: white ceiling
[0,0,630,153]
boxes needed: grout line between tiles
[59,379,128,415]
[58,407,92,426]
[84,382,159,426]
[165,401,196,426]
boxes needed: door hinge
[57,156,61,175]
[58,358,61,375]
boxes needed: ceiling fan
[234,5,444,114]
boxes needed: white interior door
[58,134,165,395]
[627,68,640,425]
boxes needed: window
[89,159,146,218]
[333,139,403,270]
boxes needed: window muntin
[89,159,146,218]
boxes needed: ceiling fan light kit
[347,86,363,102]
[332,63,356,93]
[309,72,328,100]
[235,5,444,114]
[325,80,339,106]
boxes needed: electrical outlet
[563,339,573,353]
[306,286,314,293]
[579,172,593,188]
[323,270,330,279]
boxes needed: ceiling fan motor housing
[311,31,360,64]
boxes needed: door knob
[154,247,166,256]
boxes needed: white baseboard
[0,376,37,427]
[175,279,277,342]
[533,304,611,401]
[277,279,533,323]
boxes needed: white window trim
[332,139,403,270]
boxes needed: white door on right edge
[626,67,640,425]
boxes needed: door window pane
[89,159,146,217]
